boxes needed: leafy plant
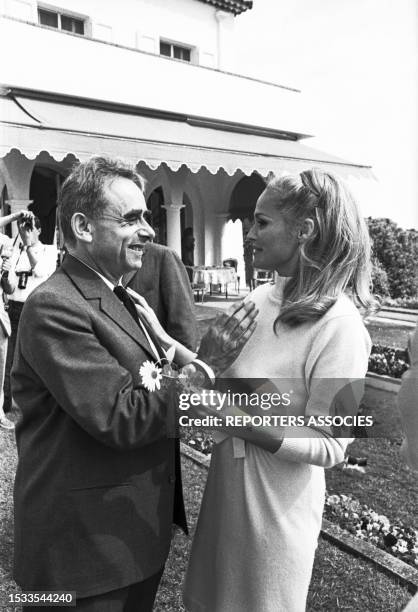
[367,218,418,300]
[371,257,390,298]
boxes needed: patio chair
[185,266,206,303]
[222,258,240,293]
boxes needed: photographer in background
[2,213,57,415]
[0,210,35,430]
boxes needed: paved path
[376,308,417,326]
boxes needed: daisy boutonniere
[139,361,163,392]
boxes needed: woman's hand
[126,287,173,348]
[197,300,258,376]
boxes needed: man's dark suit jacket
[12,254,186,598]
[125,243,197,351]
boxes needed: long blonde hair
[265,169,378,328]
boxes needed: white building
[0,0,371,278]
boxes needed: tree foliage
[367,218,418,299]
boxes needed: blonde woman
[183,169,377,612]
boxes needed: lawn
[326,386,418,530]
[154,458,414,612]
[0,434,414,612]
[365,320,413,349]
[1,309,416,610]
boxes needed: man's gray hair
[58,156,145,245]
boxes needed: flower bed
[368,344,410,378]
[325,493,417,569]
[181,433,418,572]
[182,426,213,455]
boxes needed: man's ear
[71,213,93,243]
[298,218,315,243]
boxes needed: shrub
[371,257,390,298]
[367,218,418,300]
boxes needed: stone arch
[139,163,171,204]
[228,172,266,222]
[146,187,167,245]
[29,162,67,244]
[0,185,11,238]
[182,174,206,265]
[181,193,194,235]
[0,150,36,200]
[228,172,266,289]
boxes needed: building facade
[0,0,371,277]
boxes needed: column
[6,199,33,238]
[162,203,184,256]
[213,213,230,264]
[215,10,231,71]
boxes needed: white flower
[139,361,162,392]
[326,495,340,505]
[396,539,408,554]
[379,515,390,530]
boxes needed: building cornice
[2,85,308,141]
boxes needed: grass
[1,309,416,610]
[366,321,413,349]
[326,387,418,530]
[154,458,414,612]
[0,428,19,612]
[1,424,416,611]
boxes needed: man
[12,156,255,611]
[125,241,197,351]
[398,326,418,612]
[2,213,57,414]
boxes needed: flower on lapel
[139,361,162,392]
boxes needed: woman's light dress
[183,277,371,612]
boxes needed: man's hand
[18,212,36,247]
[1,256,12,275]
[197,300,257,376]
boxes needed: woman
[182,169,376,612]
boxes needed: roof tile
[196,0,253,16]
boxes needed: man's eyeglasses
[98,211,153,227]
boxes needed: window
[38,7,85,35]
[160,40,191,63]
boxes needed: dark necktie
[113,285,167,363]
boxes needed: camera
[24,218,34,231]
[17,271,32,290]
[19,212,34,231]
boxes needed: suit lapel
[61,255,157,361]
